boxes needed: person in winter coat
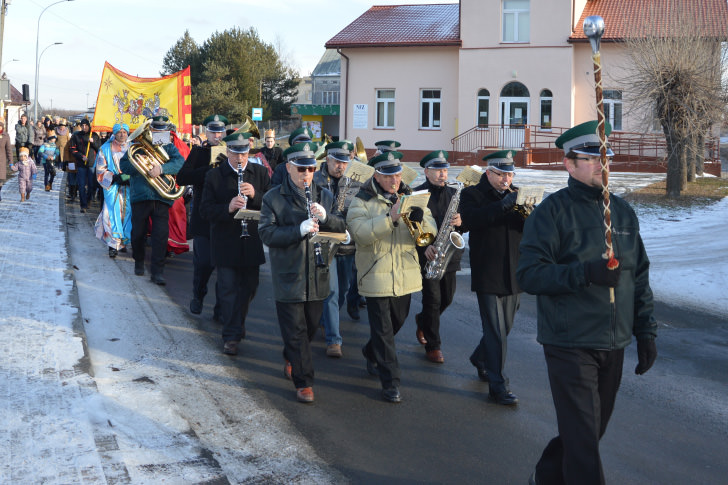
[10,147,37,201]
[347,151,436,404]
[37,133,59,191]
[259,141,345,404]
[32,120,45,164]
[517,121,657,485]
[0,121,12,201]
[14,114,34,162]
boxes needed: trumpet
[505,186,535,218]
[392,184,435,247]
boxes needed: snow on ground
[0,165,724,484]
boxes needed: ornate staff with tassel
[584,15,619,303]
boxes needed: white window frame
[604,89,623,131]
[502,0,530,43]
[420,89,441,130]
[376,89,396,129]
[321,91,339,105]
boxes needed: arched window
[500,82,529,98]
[540,89,553,129]
[477,89,490,126]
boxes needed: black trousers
[416,270,457,352]
[535,345,624,485]
[275,300,324,389]
[192,235,219,309]
[363,294,411,389]
[470,292,519,393]
[131,200,170,276]
[217,266,259,343]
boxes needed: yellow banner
[91,62,192,134]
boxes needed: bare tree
[619,0,727,197]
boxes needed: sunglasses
[295,166,316,173]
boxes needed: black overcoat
[198,158,271,269]
[459,176,524,295]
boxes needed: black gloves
[112,173,131,185]
[408,207,424,223]
[635,338,657,375]
[501,191,517,211]
[584,259,621,287]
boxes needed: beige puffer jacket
[347,178,436,297]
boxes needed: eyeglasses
[295,166,316,173]
[490,170,514,178]
[574,157,613,163]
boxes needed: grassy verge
[624,176,728,208]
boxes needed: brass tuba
[355,137,368,163]
[234,114,261,139]
[127,120,185,200]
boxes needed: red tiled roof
[325,4,460,49]
[570,0,728,42]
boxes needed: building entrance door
[500,97,529,149]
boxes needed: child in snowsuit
[11,147,37,202]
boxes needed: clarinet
[303,181,326,268]
[237,162,250,238]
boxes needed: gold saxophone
[424,182,466,280]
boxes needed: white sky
[2,0,453,112]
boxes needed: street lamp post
[33,0,74,121]
[36,42,62,117]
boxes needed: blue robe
[94,140,131,249]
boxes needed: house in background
[326,0,727,171]
[291,49,341,142]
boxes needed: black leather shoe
[189,298,203,314]
[381,387,401,403]
[489,389,519,406]
[469,355,489,382]
[134,262,144,276]
[108,247,118,258]
[362,347,379,376]
[150,274,166,286]
[223,340,238,356]
[347,303,360,321]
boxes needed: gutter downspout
[337,48,350,140]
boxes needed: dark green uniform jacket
[516,176,657,350]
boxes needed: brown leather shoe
[223,340,238,355]
[425,349,444,364]
[283,360,292,380]
[416,328,427,345]
[326,344,343,358]
[296,387,314,403]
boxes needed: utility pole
[0,0,9,76]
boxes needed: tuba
[127,120,185,200]
[235,115,261,139]
[355,137,368,163]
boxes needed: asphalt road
[154,245,728,485]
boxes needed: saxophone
[424,182,466,280]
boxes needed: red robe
[167,132,190,254]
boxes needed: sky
[1,0,452,113]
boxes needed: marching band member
[347,151,436,403]
[312,140,362,358]
[413,150,464,363]
[259,142,345,403]
[518,121,657,484]
[199,132,270,356]
[270,127,314,186]
[119,115,185,285]
[460,150,524,405]
[177,114,228,317]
